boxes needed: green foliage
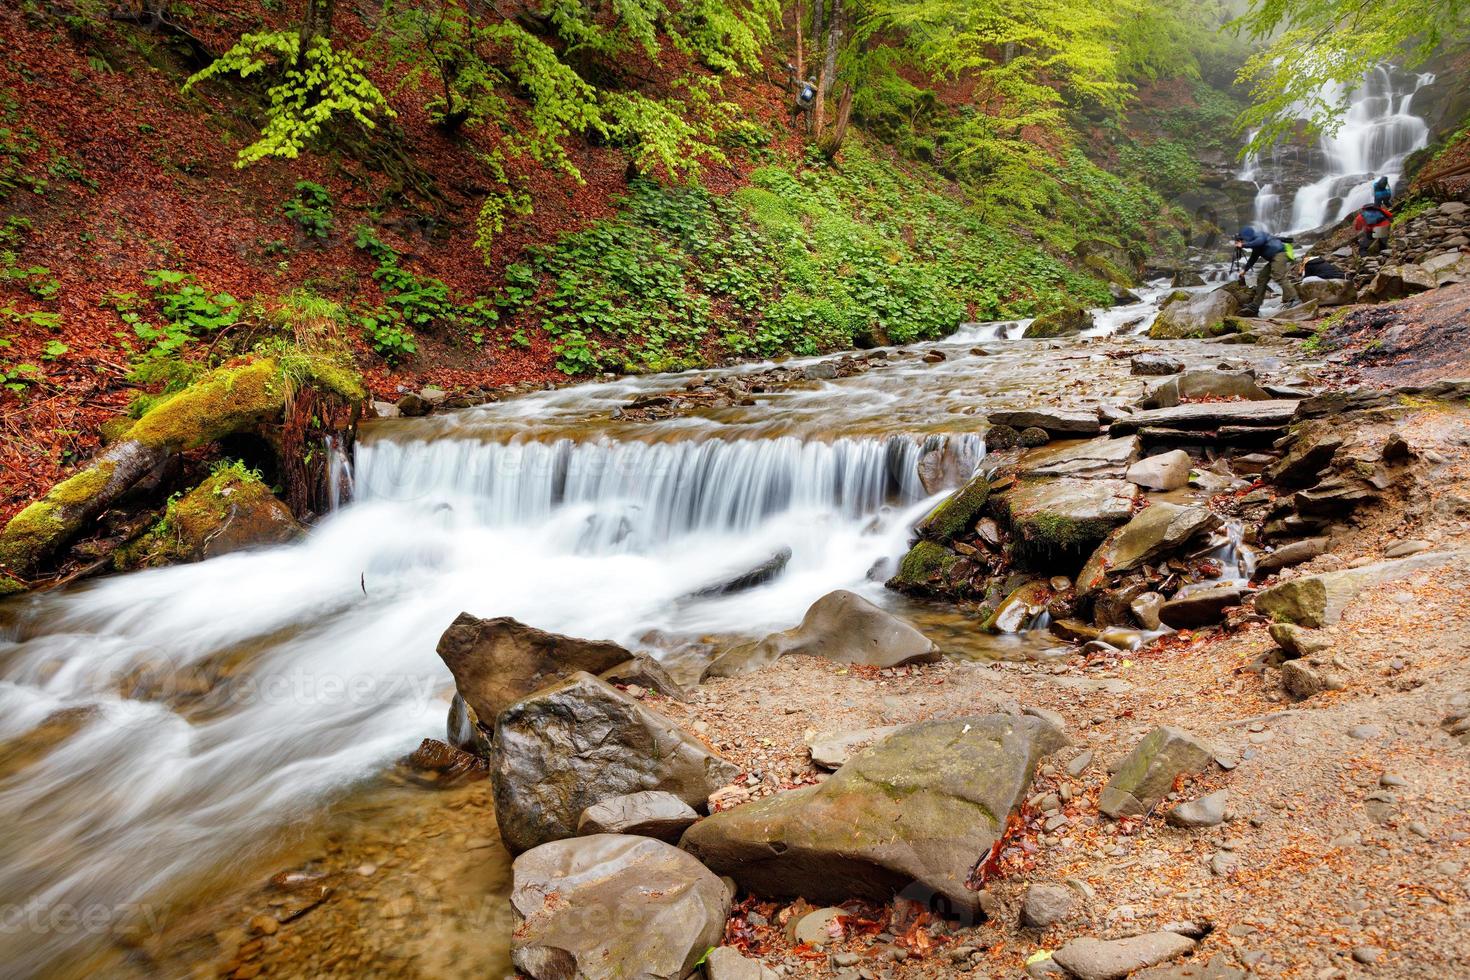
[1234,0,1470,155]
[358,312,419,363]
[1117,139,1201,197]
[144,270,239,333]
[283,180,335,238]
[185,32,395,167]
[0,253,60,300]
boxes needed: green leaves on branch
[1234,0,1469,156]
[184,31,394,167]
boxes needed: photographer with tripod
[1232,226,1302,317]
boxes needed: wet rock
[1157,585,1250,630]
[684,547,793,599]
[436,614,632,725]
[447,693,492,756]
[493,673,738,853]
[1268,622,1331,658]
[1148,287,1241,339]
[1172,270,1206,288]
[1131,592,1165,630]
[915,472,990,543]
[992,478,1139,564]
[1139,370,1272,409]
[1051,932,1197,980]
[803,361,840,380]
[394,392,432,417]
[703,590,939,679]
[599,654,687,701]
[1077,503,1221,591]
[1131,354,1184,376]
[1110,400,1299,436]
[576,791,699,843]
[1253,537,1328,574]
[1023,435,1141,479]
[1255,551,1457,627]
[1125,450,1192,491]
[681,716,1069,916]
[1019,426,1051,448]
[988,408,1102,438]
[807,726,901,771]
[986,580,1052,633]
[888,540,966,597]
[986,424,1022,451]
[1021,883,1076,928]
[1166,790,1229,828]
[370,399,401,419]
[1099,726,1215,817]
[917,443,972,494]
[703,946,778,980]
[1024,306,1095,338]
[510,834,729,979]
[1361,263,1436,302]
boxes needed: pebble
[1210,852,1238,876]
[1347,724,1381,740]
[1351,946,1383,964]
[1378,773,1407,788]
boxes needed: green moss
[1083,253,1134,287]
[891,540,962,592]
[1025,512,1089,549]
[0,574,24,597]
[270,344,368,403]
[916,475,990,543]
[0,500,64,572]
[124,360,286,451]
[120,465,280,569]
[48,461,118,506]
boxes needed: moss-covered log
[0,356,360,580]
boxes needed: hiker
[1234,226,1301,315]
[1354,202,1393,256]
[1373,176,1393,209]
[1301,254,1345,280]
[791,77,817,131]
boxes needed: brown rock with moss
[680,716,1069,915]
[991,478,1139,567]
[915,472,990,543]
[119,466,303,567]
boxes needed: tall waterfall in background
[1240,66,1436,235]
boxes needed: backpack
[1283,241,1298,261]
[1362,206,1387,226]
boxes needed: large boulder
[680,716,1069,916]
[702,590,939,679]
[1361,263,1436,303]
[1297,278,1358,307]
[992,478,1140,564]
[493,672,738,853]
[1077,503,1221,592]
[1147,287,1241,339]
[510,834,729,980]
[1138,370,1272,409]
[1099,726,1215,817]
[1254,552,1455,627]
[1024,306,1095,338]
[119,466,303,567]
[436,615,632,726]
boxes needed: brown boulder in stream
[680,716,1069,917]
[493,672,738,854]
[702,589,939,679]
[436,615,632,725]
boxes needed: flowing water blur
[0,283,1227,976]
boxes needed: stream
[0,273,1281,976]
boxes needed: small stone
[1021,883,1077,928]
[1210,851,1238,876]
[789,907,844,946]
[248,915,279,936]
[1379,773,1407,788]
[1351,946,1383,965]
[1167,790,1229,828]
[1347,724,1381,740]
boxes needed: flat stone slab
[1255,551,1458,627]
[1022,435,1141,479]
[988,408,1101,437]
[806,726,902,770]
[576,791,699,843]
[1053,933,1197,980]
[993,478,1140,560]
[1109,400,1299,435]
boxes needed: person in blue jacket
[1373,176,1393,209]
[1233,226,1302,315]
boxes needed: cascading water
[0,282,1205,976]
[1241,66,1436,234]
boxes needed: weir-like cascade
[0,277,1222,974]
[1241,66,1436,234]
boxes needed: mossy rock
[889,540,964,596]
[0,574,25,598]
[915,474,990,544]
[0,463,118,575]
[991,478,1139,570]
[118,467,303,568]
[1024,306,1094,339]
[1083,252,1136,288]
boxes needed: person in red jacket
[1354,203,1393,256]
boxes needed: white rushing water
[1241,66,1436,234]
[0,280,1209,975]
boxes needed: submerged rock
[493,672,737,853]
[681,716,1069,916]
[1099,726,1215,817]
[510,834,729,979]
[436,614,631,725]
[683,547,793,599]
[703,590,939,679]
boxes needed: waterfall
[1242,66,1435,234]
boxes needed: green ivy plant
[283,180,335,238]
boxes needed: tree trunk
[819,83,854,159]
[812,0,842,140]
[296,0,336,63]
